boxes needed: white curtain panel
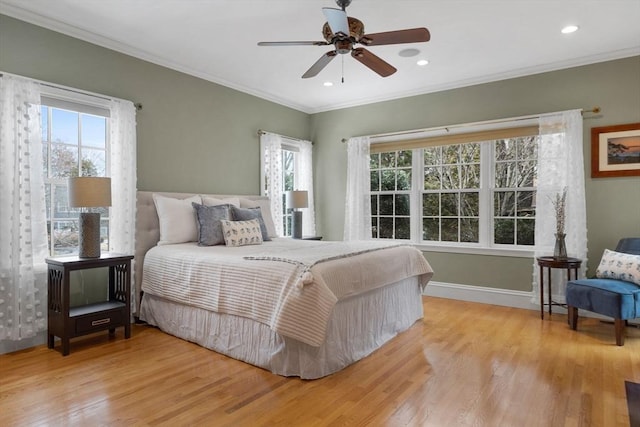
[532,109,587,304]
[344,136,372,241]
[260,132,284,236]
[108,99,138,311]
[298,140,316,236]
[0,74,49,340]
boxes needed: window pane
[379,195,393,215]
[54,185,78,219]
[460,192,479,217]
[371,195,378,215]
[461,144,480,163]
[381,152,396,168]
[395,194,410,215]
[81,114,106,148]
[371,217,379,239]
[423,167,441,190]
[441,193,459,216]
[81,148,106,177]
[517,160,536,187]
[424,147,440,166]
[494,191,515,217]
[443,145,459,164]
[53,220,79,255]
[379,217,393,238]
[517,191,536,216]
[517,219,535,245]
[51,144,79,178]
[397,150,412,167]
[495,161,516,188]
[461,164,480,188]
[423,218,439,241]
[441,165,459,189]
[422,193,439,216]
[495,139,516,161]
[100,219,109,251]
[369,153,380,169]
[51,109,78,144]
[381,170,395,191]
[519,136,538,160]
[395,217,410,239]
[441,218,458,241]
[370,170,380,191]
[42,143,48,178]
[494,219,515,244]
[397,169,411,190]
[461,218,479,243]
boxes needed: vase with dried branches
[552,187,568,259]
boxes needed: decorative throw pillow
[152,194,201,245]
[230,206,271,241]
[595,249,640,286]
[240,198,278,238]
[220,219,264,247]
[192,202,231,246]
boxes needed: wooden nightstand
[46,253,133,356]
[536,256,582,320]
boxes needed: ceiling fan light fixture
[561,25,579,34]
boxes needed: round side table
[536,256,582,320]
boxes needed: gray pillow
[230,206,271,241]
[192,202,231,246]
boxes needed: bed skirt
[139,276,424,379]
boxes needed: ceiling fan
[257,0,430,79]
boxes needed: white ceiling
[1,0,639,114]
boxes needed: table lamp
[68,177,112,258]
[286,190,308,239]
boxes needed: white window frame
[370,118,539,258]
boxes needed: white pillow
[202,196,240,207]
[220,219,263,247]
[152,194,201,245]
[595,249,640,286]
[240,198,278,238]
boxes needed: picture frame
[591,122,640,178]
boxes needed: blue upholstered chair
[566,238,640,346]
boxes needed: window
[41,96,111,255]
[281,147,296,236]
[369,125,539,251]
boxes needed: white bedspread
[141,238,433,346]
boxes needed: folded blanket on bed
[142,239,433,347]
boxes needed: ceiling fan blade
[258,41,329,47]
[360,28,430,46]
[302,51,337,79]
[351,48,397,77]
[322,7,350,36]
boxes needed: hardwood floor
[1,296,638,426]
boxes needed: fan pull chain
[341,56,345,83]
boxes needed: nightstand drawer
[71,302,126,334]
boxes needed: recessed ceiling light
[323,81,333,87]
[417,59,430,66]
[561,25,579,34]
[399,48,420,57]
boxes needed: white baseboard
[423,281,633,322]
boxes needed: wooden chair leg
[614,318,625,346]
[568,306,578,330]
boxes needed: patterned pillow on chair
[595,249,640,286]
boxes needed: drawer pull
[92,318,111,326]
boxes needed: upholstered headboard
[134,191,269,315]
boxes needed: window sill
[413,243,534,258]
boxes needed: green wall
[311,57,640,290]
[0,15,310,195]
[2,14,639,295]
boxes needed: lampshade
[68,177,112,207]
[286,190,308,210]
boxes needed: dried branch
[551,187,567,235]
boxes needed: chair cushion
[566,278,640,320]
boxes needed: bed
[135,191,433,379]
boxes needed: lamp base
[292,210,303,239]
[79,212,101,258]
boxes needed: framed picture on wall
[591,122,640,178]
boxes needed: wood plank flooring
[1,296,638,426]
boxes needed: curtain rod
[257,129,312,145]
[0,71,143,111]
[340,107,601,143]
